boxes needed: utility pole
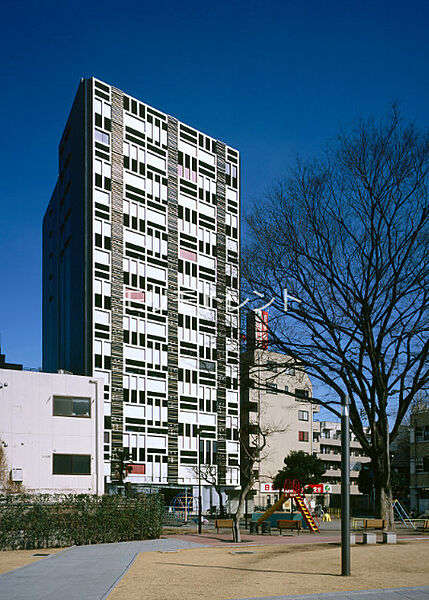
[341,395,350,576]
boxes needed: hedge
[0,493,163,550]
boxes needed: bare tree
[0,442,25,494]
[191,463,226,515]
[233,409,289,542]
[243,108,429,527]
[233,422,269,543]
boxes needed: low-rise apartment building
[313,420,370,508]
[410,402,429,514]
[0,369,104,495]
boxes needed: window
[53,454,91,475]
[284,364,295,376]
[266,361,277,372]
[415,427,423,442]
[53,396,91,417]
[298,410,309,421]
[298,431,309,442]
[94,129,110,145]
[295,388,309,400]
[266,383,277,394]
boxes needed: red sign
[260,483,275,492]
[255,310,269,349]
[306,484,324,494]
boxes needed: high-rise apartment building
[43,78,240,500]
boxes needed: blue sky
[0,0,428,368]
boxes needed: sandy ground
[0,548,64,575]
[108,541,429,600]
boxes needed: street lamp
[245,288,352,575]
[341,395,350,576]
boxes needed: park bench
[277,519,301,535]
[416,519,429,532]
[363,519,387,531]
[215,518,234,534]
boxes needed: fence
[326,507,341,518]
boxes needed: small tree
[272,450,326,491]
[0,442,25,494]
[114,448,133,491]
[233,420,288,543]
[192,464,226,515]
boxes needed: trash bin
[250,521,259,534]
[261,522,271,535]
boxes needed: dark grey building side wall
[42,79,92,375]
[42,186,59,372]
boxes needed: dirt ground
[0,548,64,575]
[108,540,429,600]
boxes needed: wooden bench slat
[277,519,301,534]
[215,519,234,533]
[363,519,387,530]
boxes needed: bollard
[363,532,376,545]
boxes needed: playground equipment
[257,479,320,533]
[171,491,199,522]
[393,499,416,529]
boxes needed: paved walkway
[0,538,205,600]
[0,536,427,600]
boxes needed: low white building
[313,420,370,508]
[0,369,104,495]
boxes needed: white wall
[0,370,104,495]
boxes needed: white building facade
[43,78,240,501]
[0,369,103,494]
[313,420,370,507]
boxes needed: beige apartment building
[241,349,318,508]
[241,349,370,510]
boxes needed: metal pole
[198,427,202,534]
[341,395,350,576]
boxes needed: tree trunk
[233,481,253,543]
[215,486,224,515]
[373,455,395,529]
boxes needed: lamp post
[341,395,350,576]
[197,426,202,534]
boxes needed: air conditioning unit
[11,468,23,482]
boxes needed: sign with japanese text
[260,482,275,493]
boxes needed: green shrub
[0,493,163,550]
